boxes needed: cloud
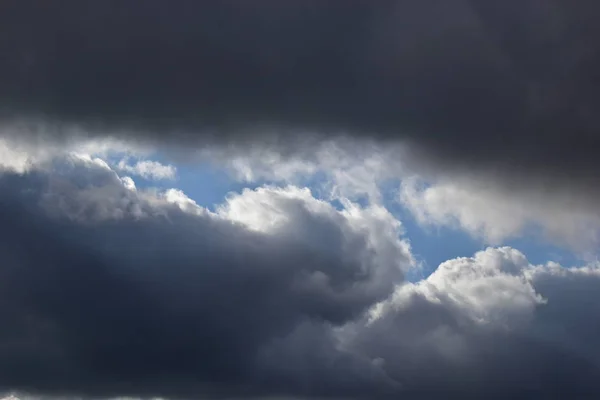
[349,247,600,398]
[2,1,600,191]
[0,134,152,174]
[204,140,600,257]
[0,151,411,399]
[208,139,407,204]
[1,142,600,399]
[2,1,600,394]
[116,159,177,181]
[399,176,600,254]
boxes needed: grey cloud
[1,153,600,399]
[2,1,600,189]
[349,247,600,399]
[0,157,408,399]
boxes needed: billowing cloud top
[0,150,412,399]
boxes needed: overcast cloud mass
[2,1,600,399]
[2,1,600,184]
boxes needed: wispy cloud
[116,158,177,181]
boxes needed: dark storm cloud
[2,1,600,183]
[0,163,405,399]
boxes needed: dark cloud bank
[0,162,404,400]
[0,157,599,399]
[2,0,600,183]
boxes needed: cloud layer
[2,1,600,188]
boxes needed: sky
[1,1,600,399]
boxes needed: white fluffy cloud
[0,134,152,174]
[209,139,408,204]
[399,176,600,254]
[217,186,414,290]
[204,141,600,257]
[374,247,545,329]
[349,247,600,397]
[116,159,177,181]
